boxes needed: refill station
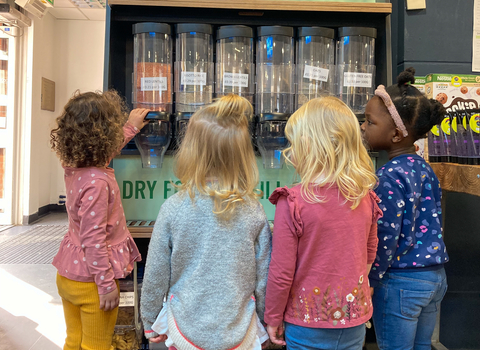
[104,1,392,347]
[105,2,392,233]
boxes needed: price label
[303,65,329,82]
[343,73,373,88]
[223,73,249,88]
[119,292,135,307]
[181,72,207,86]
[141,77,167,92]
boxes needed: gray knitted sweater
[140,191,272,350]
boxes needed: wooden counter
[107,0,392,13]
[430,163,480,197]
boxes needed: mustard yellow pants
[56,273,119,350]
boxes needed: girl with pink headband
[361,67,449,350]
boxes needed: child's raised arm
[112,108,150,159]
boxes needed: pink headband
[374,85,408,137]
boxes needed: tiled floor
[0,214,68,350]
[0,213,165,350]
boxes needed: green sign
[113,155,297,221]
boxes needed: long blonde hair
[284,96,376,209]
[175,94,260,216]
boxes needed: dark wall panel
[393,0,474,78]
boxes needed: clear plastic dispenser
[215,25,255,104]
[132,23,173,168]
[175,23,214,113]
[134,112,172,169]
[296,26,335,108]
[336,27,376,114]
[256,26,295,169]
[132,22,173,113]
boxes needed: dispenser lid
[258,113,291,122]
[133,22,171,36]
[177,23,213,35]
[257,26,294,38]
[298,27,334,39]
[338,27,377,39]
[145,111,170,121]
[217,25,254,40]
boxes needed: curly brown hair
[50,90,128,168]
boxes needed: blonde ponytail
[175,94,260,217]
[213,94,253,127]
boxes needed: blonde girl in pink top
[50,91,147,350]
[264,97,382,350]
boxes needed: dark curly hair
[386,67,446,140]
[50,90,128,167]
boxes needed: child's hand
[370,287,374,296]
[99,289,119,311]
[128,108,150,130]
[266,324,286,346]
[149,334,168,343]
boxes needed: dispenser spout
[256,114,289,169]
[134,112,171,169]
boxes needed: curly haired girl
[50,90,148,350]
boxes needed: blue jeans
[372,267,448,350]
[284,322,365,350]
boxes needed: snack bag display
[425,74,480,112]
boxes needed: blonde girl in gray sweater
[140,94,272,350]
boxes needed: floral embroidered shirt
[368,154,449,288]
[264,185,382,329]
[52,123,142,295]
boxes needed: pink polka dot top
[52,123,142,295]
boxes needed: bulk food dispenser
[296,26,335,108]
[215,25,255,103]
[175,23,214,139]
[335,27,376,114]
[256,26,295,169]
[132,22,173,168]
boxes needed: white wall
[22,14,105,219]
[24,12,57,217]
[50,19,105,205]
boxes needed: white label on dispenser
[119,292,135,307]
[181,72,207,86]
[223,73,249,88]
[141,77,168,91]
[343,73,373,88]
[303,65,329,82]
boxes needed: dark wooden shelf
[430,162,480,197]
[108,0,392,13]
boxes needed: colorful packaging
[428,124,441,163]
[448,111,459,163]
[456,110,469,164]
[412,76,426,94]
[438,114,452,162]
[425,74,480,163]
[425,74,480,112]
[466,109,480,165]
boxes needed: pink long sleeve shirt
[264,185,382,329]
[52,123,141,295]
